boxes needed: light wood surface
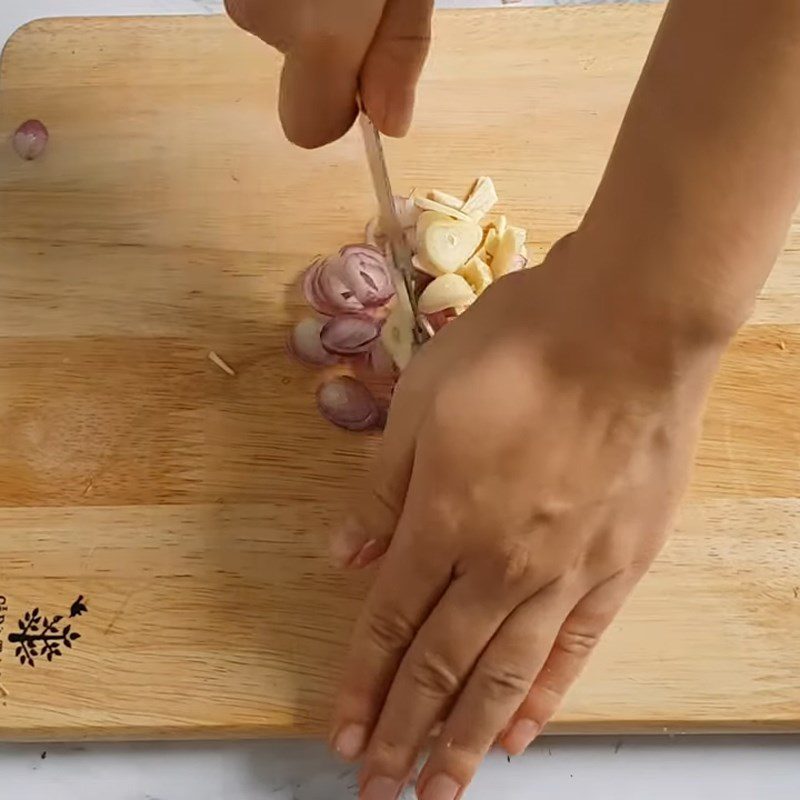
[0,6,798,741]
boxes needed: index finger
[330,510,453,763]
[330,381,420,569]
[361,0,434,137]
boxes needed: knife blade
[358,111,430,347]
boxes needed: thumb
[360,0,434,137]
[330,402,417,569]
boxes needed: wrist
[530,231,732,396]
[565,217,749,350]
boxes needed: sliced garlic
[418,273,478,314]
[462,176,498,221]
[480,227,498,261]
[381,299,416,371]
[429,190,465,210]
[416,211,484,275]
[458,256,494,295]
[509,225,527,252]
[490,227,528,279]
[414,196,474,222]
[481,216,508,260]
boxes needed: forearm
[576,0,800,343]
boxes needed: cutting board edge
[2,716,800,744]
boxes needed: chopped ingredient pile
[287,177,534,431]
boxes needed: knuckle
[526,680,566,723]
[497,540,535,585]
[558,628,601,657]
[434,735,486,763]
[407,650,461,698]
[365,736,418,781]
[537,682,565,707]
[481,539,540,589]
[366,608,416,655]
[475,663,531,701]
[367,735,407,765]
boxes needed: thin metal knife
[358,111,430,347]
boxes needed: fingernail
[420,773,461,800]
[362,775,402,800]
[351,538,384,569]
[330,518,366,568]
[333,723,367,761]
[503,718,540,756]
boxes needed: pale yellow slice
[429,190,465,210]
[491,227,528,278]
[458,256,494,295]
[418,273,478,314]
[462,176,498,221]
[414,196,474,222]
[416,211,484,275]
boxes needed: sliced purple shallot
[302,245,395,316]
[317,376,382,431]
[320,313,382,356]
[288,317,339,366]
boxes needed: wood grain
[0,7,798,741]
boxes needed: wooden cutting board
[0,6,798,741]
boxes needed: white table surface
[1,2,798,798]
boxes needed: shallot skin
[316,376,382,431]
[12,119,49,161]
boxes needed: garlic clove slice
[490,227,528,279]
[416,211,484,275]
[429,189,465,210]
[418,273,478,314]
[508,225,527,252]
[462,176,498,221]
[458,256,494,295]
[479,227,498,262]
[381,299,416,371]
[414,195,474,222]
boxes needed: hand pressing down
[328,237,725,800]
[225,0,434,148]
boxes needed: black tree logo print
[7,596,86,668]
